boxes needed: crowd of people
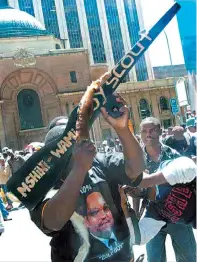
[0,147,27,223]
[99,113,197,159]
[0,87,196,261]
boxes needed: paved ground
[0,208,196,262]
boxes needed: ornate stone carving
[13,48,36,68]
[1,68,58,100]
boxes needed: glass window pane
[123,0,148,81]
[104,0,125,64]
[70,71,77,83]
[63,0,83,48]
[18,0,35,16]
[84,0,106,63]
[41,0,60,38]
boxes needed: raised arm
[101,95,145,180]
[43,141,96,231]
[42,75,101,231]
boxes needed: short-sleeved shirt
[143,143,180,174]
[145,173,196,227]
[164,136,188,155]
[187,133,197,157]
[30,152,135,262]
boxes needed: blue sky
[141,0,185,66]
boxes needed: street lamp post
[163,30,173,77]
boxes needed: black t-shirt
[164,136,188,155]
[30,152,135,262]
[144,145,196,228]
[145,180,196,228]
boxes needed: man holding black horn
[30,73,145,262]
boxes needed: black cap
[45,125,67,145]
[45,116,68,144]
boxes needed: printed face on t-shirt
[84,192,114,239]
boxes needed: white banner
[176,78,188,107]
[187,72,197,111]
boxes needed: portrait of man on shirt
[79,190,118,251]
[86,192,116,246]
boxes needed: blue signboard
[170,98,179,114]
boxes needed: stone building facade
[0,49,94,149]
[0,1,178,150]
[0,55,177,150]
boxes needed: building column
[0,104,6,148]
[116,0,137,81]
[96,0,114,67]
[76,0,94,65]
[54,0,70,47]
[8,0,19,8]
[150,93,160,119]
[33,0,45,26]
[130,95,141,133]
[59,98,67,116]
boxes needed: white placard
[176,79,188,107]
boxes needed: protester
[0,154,13,210]
[7,149,25,174]
[0,196,12,222]
[114,138,123,152]
[2,147,9,161]
[164,125,189,155]
[102,140,111,153]
[186,117,196,134]
[121,157,196,247]
[136,117,196,262]
[30,77,145,262]
[0,210,4,236]
[185,118,197,158]
[167,126,173,137]
[138,156,196,227]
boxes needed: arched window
[139,99,150,119]
[17,89,43,130]
[160,96,169,111]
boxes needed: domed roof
[0,1,49,38]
